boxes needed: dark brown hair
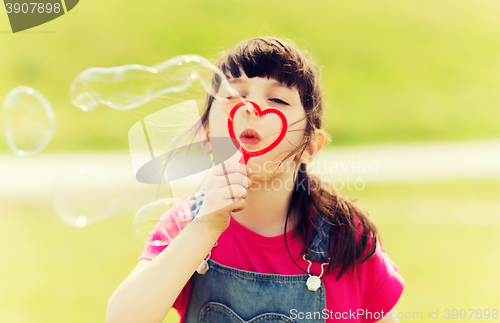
[201,37,382,280]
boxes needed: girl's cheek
[285,122,307,147]
[208,110,229,133]
[217,98,239,116]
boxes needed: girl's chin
[246,163,297,184]
[247,172,297,192]
[246,155,297,173]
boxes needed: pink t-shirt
[139,198,404,323]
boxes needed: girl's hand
[194,151,252,234]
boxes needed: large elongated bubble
[2,86,56,157]
[70,55,240,112]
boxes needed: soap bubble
[71,55,257,203]
[2,86,56,157]
[70,54,242,112]
[52,165,119,228]
[133,197,192,246]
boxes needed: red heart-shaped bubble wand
[227,101,288,165]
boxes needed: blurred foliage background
[1,0,500,322]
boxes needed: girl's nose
[242,99,265,118]
[243,103,254,117]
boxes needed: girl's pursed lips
[239,128,261,146]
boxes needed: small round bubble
[52,165,119,228]
[134,198,191,246]
[2,86,56,157]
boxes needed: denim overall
[184,189,335,323]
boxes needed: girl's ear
[197,125,212,154]
[299,130,325,164]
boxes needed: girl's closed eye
[224,93,241,100]
[270,98,289,105]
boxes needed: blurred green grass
[1,178,499,323]
[1,0,500,153]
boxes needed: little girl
[106,37,404,323]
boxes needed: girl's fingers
[214,149,247,176]
[199,151,249,222]
[213,160,247,177]
[217,172,252,190]
[230,198,246,213]
[219,184,248,200]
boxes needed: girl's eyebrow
[228,78,245,84]
[268,80,293,90]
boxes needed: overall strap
[306,210,335,263]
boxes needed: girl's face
[208,73,308,183]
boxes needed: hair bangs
[219,39,306,90]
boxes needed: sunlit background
[1,0,500,322]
